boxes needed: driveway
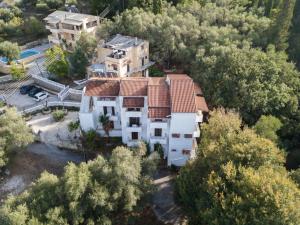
[0,143,84,203]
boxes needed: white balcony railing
[149,121,168,129]
[125,110,142,117]
[150,135,167,145]
[126,124,142,132]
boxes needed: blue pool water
[0,49,40,64]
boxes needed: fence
[21,100,81,114]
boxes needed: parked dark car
[28,87,43,97]
[19,85,35,95]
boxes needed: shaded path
[153,169,186,225]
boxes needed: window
[154,119,163,122]
[127,64,130,72]
[127,108,141,112]
[129,117,140,127]
[89,97,94,111]
[71,34,75,41]
[58,34,62,40]
[171,149,177,152]
[141,45,144,50]
[182,149,191,155]
[142,57,145,66]
[112,64,118,71]
[103,106,107,115]
[184,134,193,138]
[154,128,162,137]
[112,107,115,116]
[172,133,180,138]
[132,132,138,140]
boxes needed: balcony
[150,135,167,145]
[97,99,116,107]
[127,139,140,147]
[193,125,200,138]
[105,113,118,121]
[196,111,203,123]
[150,121,168,129]
[126,123,142,132]
[125,110,142,117]
[48,35,60,44]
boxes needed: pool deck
[0,43,51,73]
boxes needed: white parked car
[33,92,49,102]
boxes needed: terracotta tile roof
[148,107,171,118]
[123,97,144,107]
[195,96,209,112]
[167,74,192,80]
[85,79,120,96]
[148,85,170,107]
[120,80,148,96]
[148,77,166,85]
[170,79,196,113]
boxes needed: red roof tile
[148,77,166,85]
[148,85,170,107]
[167,74,192,80]
[148,107,171,118]
[123,97,144,107]
[85,79,120,96]
[120,80,148,96]
[195,96,209,112]
[170,79,196,113]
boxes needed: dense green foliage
[68,47,88,78]
[0,146,159,225]
[76,32,97,60]
[52,109,66,122]
[253,115,282,143]
[0,108,33,168]
[10,63,26,80]
[0,41,20,64]
[176,109,300,225]
[0,5,46,44]
[45,46,69,77]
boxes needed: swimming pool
[0,49,40,64]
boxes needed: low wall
[68,89,82,101]
[21,101,81,114]
[32,74,83,101]
[0,64,11,74]
[0,74,12,83]
[32,75,65,92]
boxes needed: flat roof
[44,10,98,23]
[105,34,145,50]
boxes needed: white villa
[79,73,208,166]
[88,34,154,78]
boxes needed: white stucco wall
[168,113,197,166]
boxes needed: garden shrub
[52,109,65,122]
